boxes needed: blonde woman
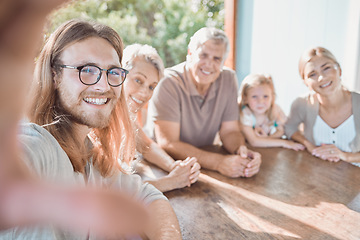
[285,46,360,167]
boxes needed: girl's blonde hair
[28,19,135,177]
[238,73,276,121]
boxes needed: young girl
[122,44,201,192]
[238,74,304,150]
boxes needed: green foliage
[48,0,224,67]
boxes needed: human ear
[337,65,342,77]
[52,69,60,88]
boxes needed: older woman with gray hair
[122,44,201,192]
[285,46,360,167]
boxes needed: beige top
[145,62,239,147]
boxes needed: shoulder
[163,62,186,84]
[351,91,360,101]
[291,93,314,109]
[221,66,237,76]
[240,106,255,125]
[157,64,186,91]
[19,122,59,147]
[215,67,238,95]
[220,67,238,84]
[350,91,360,120]
[241,106,253,116]
[165,62,185,75]
[19,123,73,180]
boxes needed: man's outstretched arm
[144,199,181,240]
[0,1,149,237]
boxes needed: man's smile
[83,97,109,105]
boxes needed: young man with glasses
[0,0,142,237]
[0,18,181,239]
[145,27,262,178]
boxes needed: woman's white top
[313,115,359,167]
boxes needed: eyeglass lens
[80,65,126,86]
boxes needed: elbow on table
[284,124,297,140]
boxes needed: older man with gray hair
[145,27,261,178]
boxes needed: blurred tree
[47,0,224,67]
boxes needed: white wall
[246,0,356,115]
[344,0,360,92]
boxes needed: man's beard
[67,107,112,129]
[55,89,117,129]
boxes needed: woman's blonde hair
[28,19,135,177]
[122,43,165,153]
[122,43,164,80]
[238,73,276,121]
[298,46,340,79]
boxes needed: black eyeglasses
[59,64,128,87]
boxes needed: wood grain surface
[137,147,360,240]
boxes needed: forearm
[291,131,315,152]
[145,199,181,240]
[0,124,31,189]
[2,183,148,237]
[247,136,289,148]
[1,182,74,228]
[145,178,175,193]
[343,152,360,163]
[269,128,285,139]
[142,142,175,172]
[0,0,66,183]
[162,141,223,172]
[1,182,76,229]
[0,48,28,142]
[220,131,246,154]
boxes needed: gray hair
[122,43,164,79]
[187,27,230,61]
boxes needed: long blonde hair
[28,19,135,177]
[238,73,276,121]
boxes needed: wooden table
[138,147,360,240]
